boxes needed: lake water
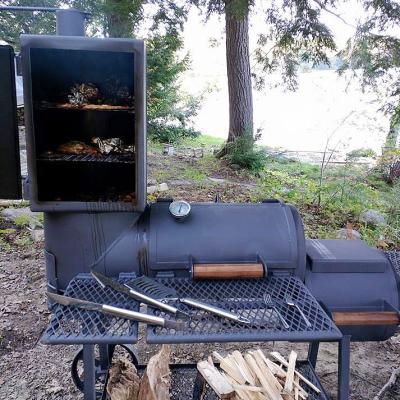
[183,69,389,156]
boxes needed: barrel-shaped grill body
[44,201,306,290]
[305,239,400,341]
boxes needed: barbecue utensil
[284,295,312,328]
[263,293,290,329]
[47,292,183,329]
[180,298,251,325]
[91,271,188,318]
[129,275,178,299]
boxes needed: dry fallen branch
[373,367,400,400]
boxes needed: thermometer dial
[169,200,191,221]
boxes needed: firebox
[21,35,146,211]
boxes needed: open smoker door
[0,45,22,199]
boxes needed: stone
[208,177,227,184]
[30,229,45,243]
[230,164,241,171]
[336,228,361,240]
[147,183,169,194]
[359,210,386,226]
[257,171,266,179]
[1,207,42,229]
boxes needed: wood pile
[107,345,171,400]
[197,349,321,400]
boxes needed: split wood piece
[197,360,236,399]
[245,353,284,400]
[224,373,266,400]
[107,358,140,400]
[137,344,171,400]
[251,351,283,391]
[284,351,297,393]
[262,359,308,399]
[270,352,320,394]
[255,350,285,381]
[213,351,247,384]
[294,376,300,400]
[232,351,257,385]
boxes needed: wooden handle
[332,311,400,326]
[193,263,264,280]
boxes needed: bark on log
[225,0,254,143]
[107,358,140,400]
[138,345,171,400]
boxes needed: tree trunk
[225,0,254,143]
[384,117,400,151]
[106,0,133,38]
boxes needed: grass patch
[255,154,399,249]
[180,134,224,147]
[183,166,207,182]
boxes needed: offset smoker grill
[1,13,400,400]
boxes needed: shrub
[148,123,200,143]
[224,136,267,172]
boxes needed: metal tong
[91,271,189,318]
[92,272,250,325]
[47,292,183,329]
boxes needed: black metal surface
[21,35,147,212]
[0,45,22,199]
[42,275,139,344]
[147,276,342,343]
[38,153,134,164]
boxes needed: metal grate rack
[42,274,139,344]
[38,153,134,164]
[147,276,342,344]
[386,251,400,281]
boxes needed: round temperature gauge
[169,200,191,221]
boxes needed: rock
[257,171,266,179]
[1,207,42,229]
[147,183,169,194]
[168,179,194,186]
[336,228,361,240]
[208,177,227,184]
[359,210,386,226]
[147,178,157,186]
[30,229,44,243]
[230,164,241,171]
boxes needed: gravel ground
[1,244,400,399]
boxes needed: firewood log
[107,358,140,400]
[138,345,171,400]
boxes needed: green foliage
[147,33,201,143]
[14,215,31,228]
[346,148,377,159]
[223,136,267,172]
[0,1,199,144]
[256,156,399,248]
[0,0,59,49]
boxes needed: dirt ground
[1,148,400,399]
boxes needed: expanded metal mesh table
[386,251,400,280]
[42,273,344,400]
[147,276,342,343]
[42,274,139,344]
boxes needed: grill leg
[338,335,351,400]
[83,344,96,400]
[308,341,319,368]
